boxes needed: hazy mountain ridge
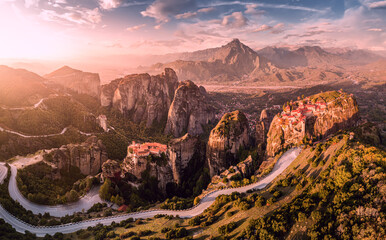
[140,39,384,85]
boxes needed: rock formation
[97,115,108,132]
[255,109,277,145]
[165,81,215,137]
[122,152,173,192]
[47,136,108,176]
[100,68,179,127]
[207,110,250,177]
[266,91,359,156]
[102,159,122,180]
[121,135,204,192]
[167,133,203,184]
[45,66,100,98]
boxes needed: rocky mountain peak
[45,66,101,98]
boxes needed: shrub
[273,190,282,199]
[164,227,188,239]
[255,196,266,207]
[218,222,237,235]
[139,230,152,236]
[188,216,201,226]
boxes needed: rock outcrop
[255,109,277,145]
[165,81,215,137]
[45,66,100,98]
[207,110,250,177]
[47,136,108,176]
[121,134,204,192]
[122,152,173,192]
[100,68,179,127]
[167,133,203,184]
[102,159,122,180]
[266,91,359,156]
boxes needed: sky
[0,0,385,61]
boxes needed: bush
[218,221,237,235]
[194,196,200,205]
[120,231,136,238]
[164,227,188,239]
[139,230,152,236]
[255,196,266,207]
[273,190,282,199]
[188,216,201,226]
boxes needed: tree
[99,178,111,200]
[194,197,201,206]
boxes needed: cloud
[154,23,163,29]
[244,4,265,15]
[141,0,196,23]
[253,24,272,32]
[175,6,214,20]
[197,7,214,13]
[40,7,102,25]
[206,1,328,13]
[99,0,122,10]
[126,23,146,31]
[367,28,383,31]
[175,11,197,19]
[253,23,284,34]
[367,1,386,9]
[24,0,39,8]
[270,23,285,34]
[222,11,248,28]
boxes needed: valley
[0,38,384,240]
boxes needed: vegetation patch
[17,162,92,205]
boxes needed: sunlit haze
[1,0,386,81]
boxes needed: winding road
[8,164,105,217]
[0,148,301,236]
[0,126,102,138]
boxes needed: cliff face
[122,152,173,192]
[266,91,359,156]
[207,110,250,177]
[45,66,100,98]
[101,159,121,180]
[122,134,203,191]
[48,136,108,176]
[100,68,178,127]
[165,81,215,137]
[167,133,203,184]
[255,109,277,145]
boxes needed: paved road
[0,148,301,236]
[0,162,7,184]
[8,164,105,217]
[0,126,103,138]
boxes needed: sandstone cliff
[255,108,278,145]
[266,91,359,156]
[100,68,178,127]
[46,136,108,176]
[102,159,122,180]
[165,81,215,137]
[207,110,250,177]
[167,133,203,184]
[122,134,203,192]
[45,66,100,98]
[122,152,173,192]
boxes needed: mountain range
[139,39,384,85]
